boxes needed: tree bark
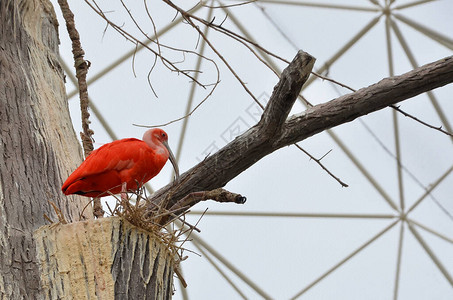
[35,217,174,300]
[149,53,453,216]
[0,0,91,298]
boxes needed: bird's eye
[162,133,166,138]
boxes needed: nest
[105,186,201,288]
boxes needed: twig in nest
[79,197,101,221]
[173,266,187,288]
[44,201,68,224]
[178,214,201,233]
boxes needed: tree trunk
[0,0,90,298]
[34,217,174,300]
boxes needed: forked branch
[147,53,453,222]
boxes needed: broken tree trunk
[35,217,174,299]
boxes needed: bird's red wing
[61,138,145,195]
[62,169,124,197]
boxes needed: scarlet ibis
[62,128,180,198]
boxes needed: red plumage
[62,129,179,198]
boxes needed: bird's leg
[121,182,128,202]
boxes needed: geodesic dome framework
[55,1,453,298]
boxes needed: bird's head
[143,128,180,180]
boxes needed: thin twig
[48,201,68,224]
[391,105,453,137]
[295,144,349,187]
[311,71,356,92]
[201,0,257,9]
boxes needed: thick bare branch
[274,55,453,148]
[148,54,453,220]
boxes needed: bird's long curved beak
[163,140,180,180]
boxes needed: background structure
[52,0,453,299]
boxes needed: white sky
[52,0,453,299]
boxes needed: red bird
[62,128,179,198]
